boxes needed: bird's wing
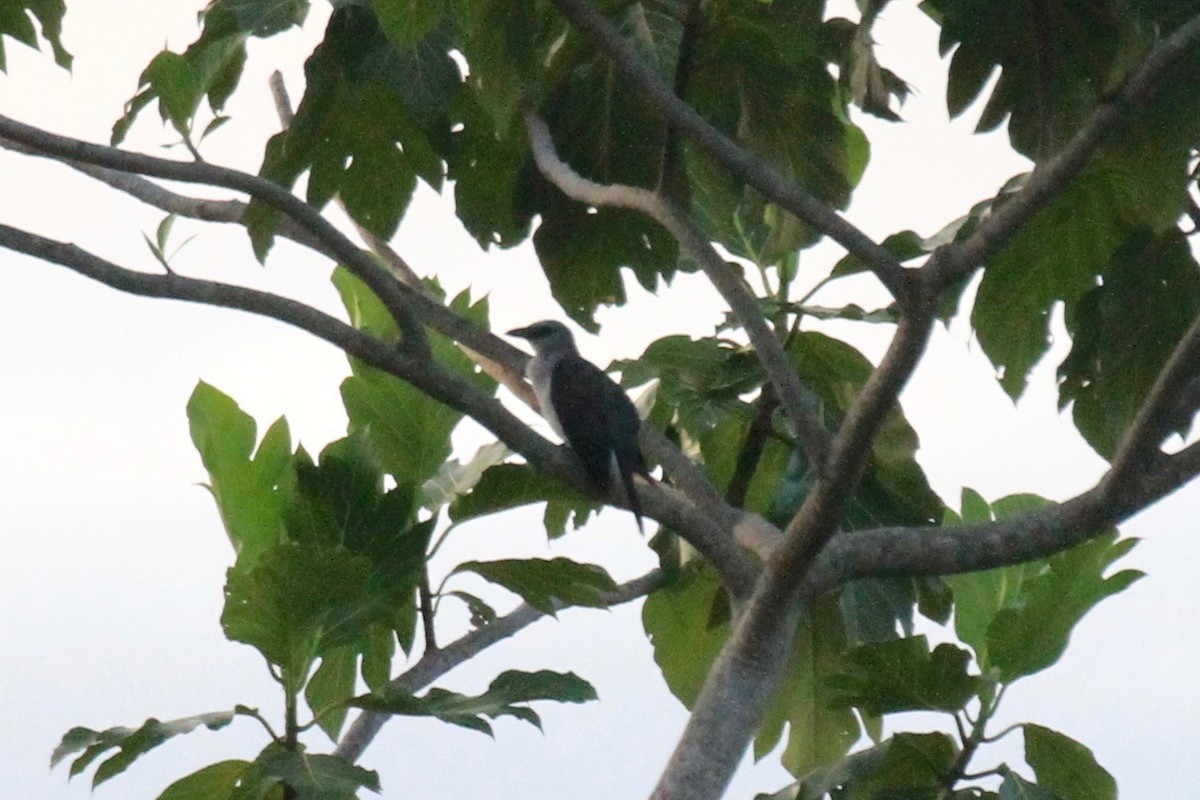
[552,356,650,532]
[550,355,620,492]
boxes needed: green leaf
[336,277,494,487]
[987,533,1142,682]
[283,432,422,556]
[0,0,71,72]
[445,590,499,628]
[827,636,979,715]
[245,4,453,253]
[945,491,1049,668]
[142,51,203,136]
[757,598,859,777]
[239,742,380,800]
[839,578,916,645]
[187,382,292,570]
[453,557,618,616]
[371,0,445,50]
[360,624,396,692]
[220,532,428,695]
[683,2,868,264]
[51,712,235,787]
[1024,724,1116,800]
[157,760,251,800]
[306,646,358,741]
[831,230,927,278]
[113,0,307,143]
[448,463,598,534]
[642,565,731,708]
[351,669,597,736]
[1059,229,1200,458]
[973,129,1193,398]
[926,0,1123,157]
[777,732,958,800]
[787,332,943,526]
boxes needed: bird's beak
[507,326,532,339]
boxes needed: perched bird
[508,320,651,532]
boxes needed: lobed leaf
[453,557,618,616]
[351,669,597,736]
[828,636,980,715]
[51,712,235,787]
[1024,724,1116,800]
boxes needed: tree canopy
[3,1,1200,799]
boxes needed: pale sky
[2,3,1197,799]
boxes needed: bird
[507,320,652,532]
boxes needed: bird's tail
[615,450,648,534]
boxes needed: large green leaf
[246,3,454,255]
[220,533,426,695]
[987,532,1142,682]
[683,1,868,263]
[827,636,979,715]
[112,0,306,144]
[1059,229,1200,459]
[51,712,235,788]
[351,669,597,736]
[923,0,1130,156]
[761,732,959,800]
[943,491,1139,682]
[187,382,293,571]
[642,565,731,709]
[1024,724,1116,800]
[970,98,1199,399]
[235,742,380,800]
[283,432,422,557]
[0,0,70,72]
[335,275,495,487]
[453,557,618,616]
[755,599,859,777]
[944,491,1046,668]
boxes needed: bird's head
[507,320,577,354]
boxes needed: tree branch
[0,222,758,592]
[1,115,756,579]
[333,568,665,764]
[546,0,909,300]
[0,112,432,359]
[922,13,1200,290]
[524,110,832,470]
[649,305,937,800]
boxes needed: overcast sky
[2,2,1197,799]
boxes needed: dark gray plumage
[508,320,651,532]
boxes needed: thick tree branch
[804,432,1200,596]
[524,110,832,469]
[650,305,937,800]
[333,569,665,765]
[922,13,1200,289]
[0,222,757,592]
[547,0,909,300]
